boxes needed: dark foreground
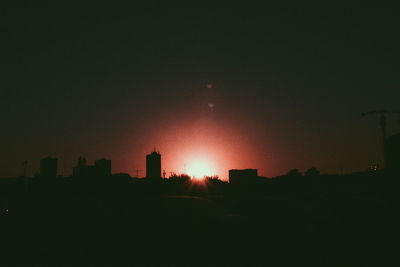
[1,171,398,266]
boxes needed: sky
[1,5,400,179]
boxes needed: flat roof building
[95,158,112,176]
[40,156,58,179]
[73,157,111,177]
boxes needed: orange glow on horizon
[186,157,215,178]
[124,107,267,180]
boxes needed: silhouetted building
[73,157,112,177]
[78,157,86,166]
[73,157,95,177]
[386,133,400,170]
[40,156,58,179]
[95,158,112,176]
[146,150,161,179]
[73,157,87,177]
[229,169,258,185]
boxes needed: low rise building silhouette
[40,156,58,179]
[73,157,112,177]
[73,157,91,177]
[146,149,161,179]
[95,158,112,176]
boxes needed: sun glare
[186,158,215,179]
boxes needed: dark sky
[1,5,400,178]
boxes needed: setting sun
[186,158,215,178]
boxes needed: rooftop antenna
[21,160,28,177]
[134,169,142,178]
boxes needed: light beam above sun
[186,157,215,178]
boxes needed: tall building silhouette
[146,149,161,179]
[40,156,58,179]
[95,158,112,176]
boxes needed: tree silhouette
[305,167,320,176]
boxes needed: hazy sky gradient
[1,5,399,178]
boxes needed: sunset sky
[1,5,399,179]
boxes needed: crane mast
[362,109,400,168]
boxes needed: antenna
[21,160,28,177]
[134,169,142,178]
[362,109,400,168]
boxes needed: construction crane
[362,109,400,168]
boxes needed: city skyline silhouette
[2,148,398,265]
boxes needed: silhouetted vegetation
[1,168,398,266]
